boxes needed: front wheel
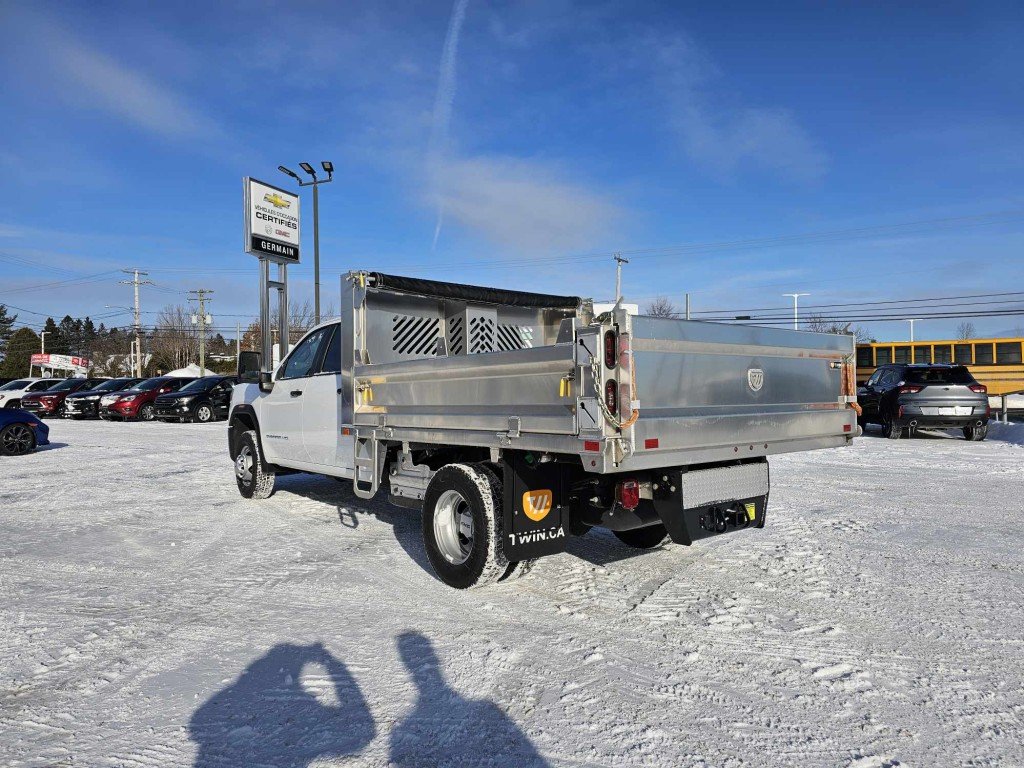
[0,423,36,455]
[422,464,513,589]
[613,523,669,549]
[193,403,214,423]
[234,430,275,498]
[4,400,20,409]
[138,403,155,421]
[963,424,988,441]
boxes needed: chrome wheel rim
[433,489,474,565]
[197,406,212,421]
[140,405,154,420]
[2,425,33,454]
[235,444,253,485]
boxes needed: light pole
[783,293,810,330]
[279,161,334,325]
[904,318,922,342]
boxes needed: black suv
[64,377,144,419]
[858,364,990,440]
[153,375,236,423]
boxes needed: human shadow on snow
[389,631,550,767]
[188,642,375,767]
[188,633,549,767]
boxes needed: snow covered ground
[2,420,1023,767]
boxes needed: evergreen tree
[0,327,40,378]
[0,304,17,363]
[41,317,59,353]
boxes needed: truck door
[260,326,331,465]
[302,322,344,466]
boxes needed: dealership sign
[31,353,91,373]
[244,177,301,263]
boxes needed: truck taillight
[899,385,922,394]
[603,330,616,369]
[616,479,640,511]
[969,384,987,394]
[605,380,618,414]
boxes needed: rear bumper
[897,415,988,429]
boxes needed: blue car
[0,408,50,455]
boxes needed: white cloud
[12,9,219,142]
[644,32,829,183]
[428,155,622,252]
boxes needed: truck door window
[314,324,342,375]
[280,327,330,380]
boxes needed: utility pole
[904,318,922,342]
[189,289,214,376]
[236,321,241,362]
[120,269,153,377]
[614,252,629,302]
[783,293,810,331]
[685,293,691,320]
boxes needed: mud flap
[502,451,570,561]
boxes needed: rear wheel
[963,424,988,441]
[193,403,214,423]
[0,423,36,456]
[883,413,903,440]
[422,464,512,589]
[235,430,275,499]
[613,523,669,549]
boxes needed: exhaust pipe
[976,420,983,427]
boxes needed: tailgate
[624,315,856,465]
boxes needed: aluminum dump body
[345,273,857,473]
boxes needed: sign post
[244,177,300,375]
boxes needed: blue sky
[1,0,1023,341]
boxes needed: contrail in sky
[430,0,470,250]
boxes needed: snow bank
[988,420,1024,446]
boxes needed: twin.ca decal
[522,489,553,521]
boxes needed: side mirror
[160,387,170,393]
[238,351,261,383]
[259,370,274,393]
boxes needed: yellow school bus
[856,337,1024,396]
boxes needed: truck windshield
[178,376,222,393]
[905,367,975,385]
[0,380,31,391]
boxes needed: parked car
[858,363,990,440]
[0,408,50,455]
[0,378,63,409]
[154,375,236,423]
[20,378,105,418]
[64,378,144,419]
[102,376,196,421]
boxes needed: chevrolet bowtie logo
[263,192,291,209]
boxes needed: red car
[102,376,195,421]
[20,378,106,418]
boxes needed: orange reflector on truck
[583,440,600,452]
[644,438,659,449]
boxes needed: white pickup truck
[229,271,860,589]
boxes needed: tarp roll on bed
[367,272,582,310]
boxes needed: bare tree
[805,313,872,343]
[956,321,977,340]
[148,304,201,371]
[645,297,679,318]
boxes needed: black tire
[0,423,36,456]
[193,402,214,423]
[883,413,903,440]
[613,523,669,549]
[4,400,20,409]
[422,463,511,589]
[234,430,275,499]
[138,403,155,421]
[963,424,988,442]
[475,464,536,583]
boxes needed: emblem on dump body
[747,368,765,392]
[522,490,553,522]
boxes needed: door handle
[290,390,303,397]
